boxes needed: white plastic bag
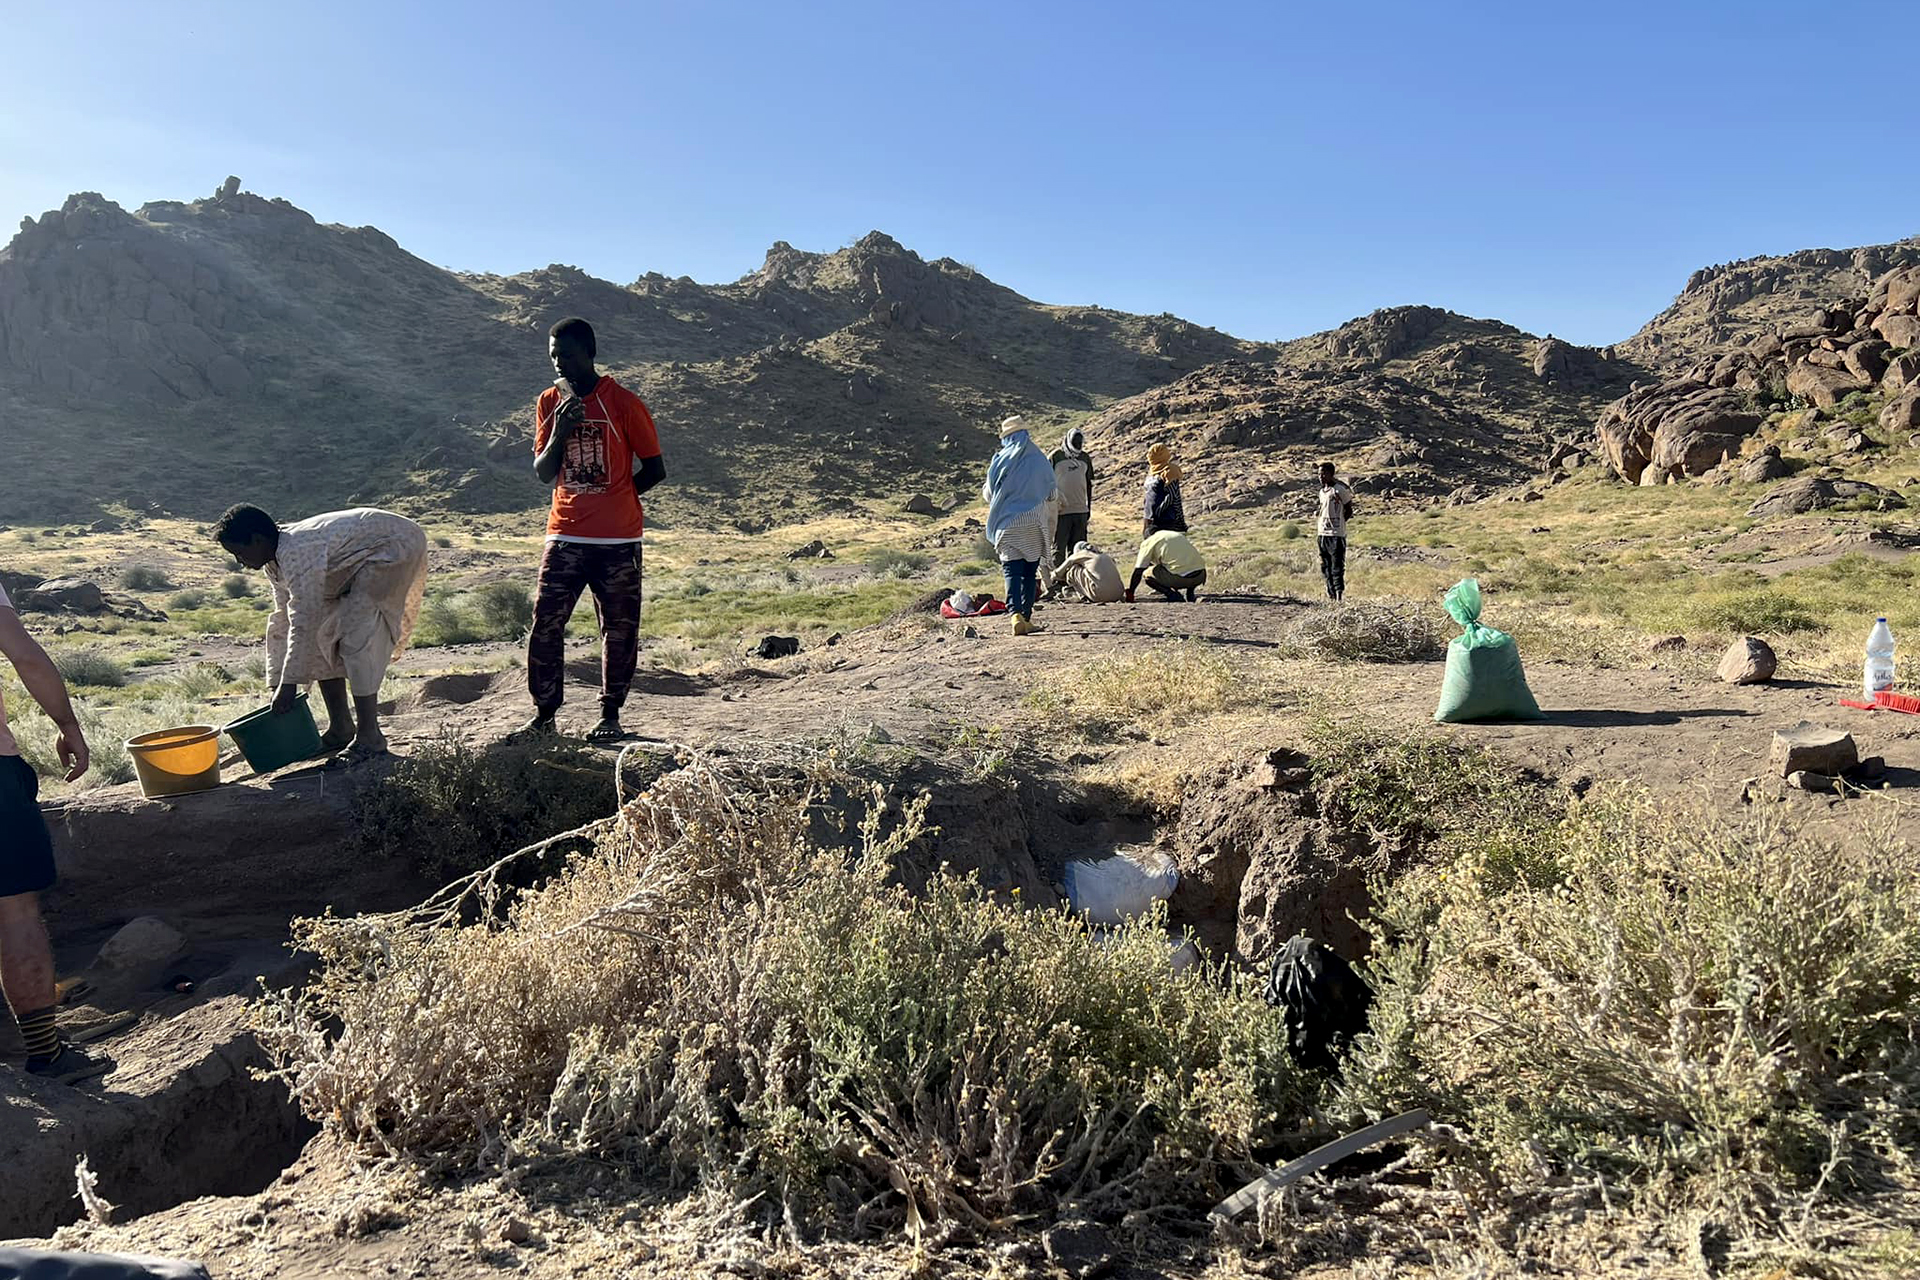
[1061,848,1179,925]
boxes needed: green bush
[1279,521,1303,539]
[221,573,255,599]
[414,585,537,647]
[1343,789,1920,1237]
[473,581,533,639]
[119,565,174,592]
[864,548,932,579]
[52,646,128,688]
[168,588,211,611]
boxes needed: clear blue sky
[3,0,1913,347]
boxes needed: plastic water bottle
[1864,617,1896,699]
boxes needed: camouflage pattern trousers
[527,540,642,718]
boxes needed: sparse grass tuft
[119,565,174,592]
[221,573,255,599]
[1024,641,1267,733]
[52,646,127,688]
[863,548,932,579]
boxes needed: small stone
[1648,634,1687,654]
[1717,636,1777,684]
[1041,1220,1116,1279]
[499,1217,532,1245]
[1770,722,1859,778]
[1787,770,1836,793]
[94,916,188,972]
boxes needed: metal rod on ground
[1211,1109,1431,1221]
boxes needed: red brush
[1873,690,1920,715]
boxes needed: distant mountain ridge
[0,181,1267,525]
[2,178,1911,526]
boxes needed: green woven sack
[1433,579,1544,723]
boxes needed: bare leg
[317,678,354,751]
[351,694,386,755]
[0,892,56,1019]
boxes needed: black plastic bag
[1262,933,1372,1071]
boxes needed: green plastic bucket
[224,692,325,774]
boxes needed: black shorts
[1,754,56,898]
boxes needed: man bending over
[218,504,429,759]
[525,317,666,742]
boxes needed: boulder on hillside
[1880,389,1920,432]
[1874,313,1920,349]
[1737,447,1789,484]
[900,494,939,516]
[0,569,44,600]
[785,539,834,560]
[1746,475,1906,518]
[1594,380,1764,483]
[1845,339,1893,384]
[1717,636,1777,685]
[1883,266,1920,316]
[1785,361,1868,409]
[1883,353,1920,392]
[20,577,106,614]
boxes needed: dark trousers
[1053,511,1089,566]
[528,540,642,717]
[1001,559,1039,617]
[1146,566,1207,599]
[1318,535,1346,600]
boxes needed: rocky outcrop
[1746,476,1905,518]
[1596,258,1920,485]
[1081,359,1542,512]
[1323,305,1451,362]
[1624,239,1920,370]
[1594,381,1763,484]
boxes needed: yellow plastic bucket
[127,725,221,798]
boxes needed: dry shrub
[261,750,1302,1230]
[1283,601,1443,663]
[1024,641,1271,733]
[351,735,643,882]
[1344,790,1920,1243]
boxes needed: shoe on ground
[1185,588,1198,602]
[586,716,624,743]
[516,714,558,738]
[1012,614,1034,636]
[26,1043,113,1087]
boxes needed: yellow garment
[1135,530,1205,577]
[1146,443,1183,483]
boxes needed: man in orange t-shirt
[524,316,666,741]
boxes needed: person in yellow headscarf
[1142,444,1188,539]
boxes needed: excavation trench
[7,736,1439,1241]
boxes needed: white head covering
[999,415,1026,438]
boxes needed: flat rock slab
[1770,722,1859,778]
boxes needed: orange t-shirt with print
[533,375,662,541]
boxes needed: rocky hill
[0,180,1268,525]
[1082,306,1640,517]
[1618,238,1920,373]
